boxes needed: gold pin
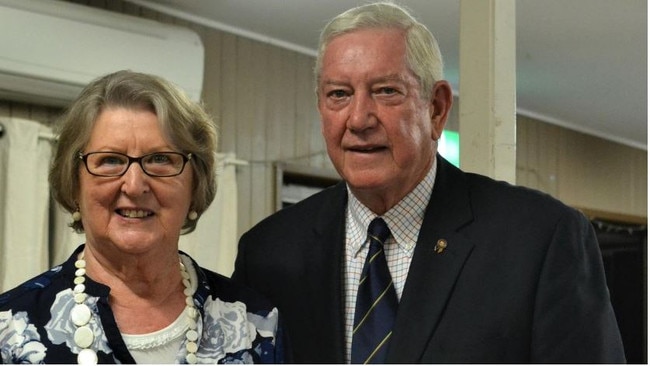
[434,239,447,254]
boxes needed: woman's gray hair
[314,1,444,99]
[49,70,218,234]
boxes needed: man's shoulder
[437,156,565,209]
[462,171,583,221]
[466,172,560,202]
[196,264,278,314]
[247,182,345,231]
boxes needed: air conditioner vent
[0,0,204,106]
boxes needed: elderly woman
[0,70,284,364]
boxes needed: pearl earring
[188,210,198,220]
[72,210,81,222]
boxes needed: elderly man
[233,2,625,363]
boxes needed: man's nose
[347,93,378,131]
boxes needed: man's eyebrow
[321,79,347,86]
[320,73,408,88]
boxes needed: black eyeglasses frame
[78,151,193,178]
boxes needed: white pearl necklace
[72,252,199,364]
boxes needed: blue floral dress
[0,245,285,364]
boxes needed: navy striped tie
[351,217,398,364]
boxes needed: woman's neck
[81,246,187,334]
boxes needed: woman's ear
[429,80,453,140]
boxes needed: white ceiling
[129,0,647,150]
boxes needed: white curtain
[0,118,53,292]
[179,152,240,277]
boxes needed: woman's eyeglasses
[79,151,192,177]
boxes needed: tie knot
[368,217,391,245]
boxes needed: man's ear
[429,80,453,141]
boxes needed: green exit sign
[439,130,459,167]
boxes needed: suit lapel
[303,182,348,363]
[387,156,476,363]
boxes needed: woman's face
[77,107,193,256]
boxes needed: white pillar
[458,0,517,183]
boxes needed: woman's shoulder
[1,247,83,311]
[0,264,68,310]
[191,264,285,363]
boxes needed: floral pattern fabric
[0,245,285,364]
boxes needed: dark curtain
[595,219,647,364]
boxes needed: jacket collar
[387,154,476,363]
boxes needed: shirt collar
[346,158,437,257]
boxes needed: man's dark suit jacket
[232,155,625,363]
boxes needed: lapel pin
[434,239,447,254]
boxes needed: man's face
[318,28,443,212]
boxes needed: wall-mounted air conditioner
[0,0,204,106]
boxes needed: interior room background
[0,0,646,362]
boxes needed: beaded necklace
[71,252,199,364]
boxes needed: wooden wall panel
[234,38,256,231]
[266,46,297,215]
[293,56,314,163]
[200,29,223,136]
[517,116,646,219]
[295,55,328,167]
[516,116,560,196]
[219,33,238,159]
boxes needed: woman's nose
[120,163,150,195]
